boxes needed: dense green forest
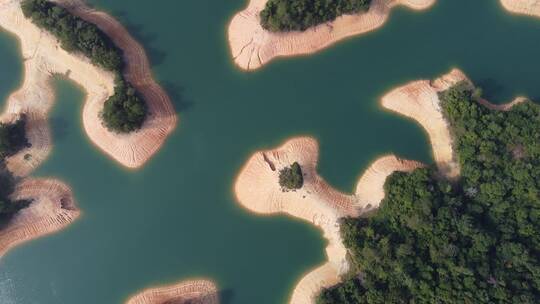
[279,162,304,190]
[317,83,540,303]
[260,0,371,32]
[21,0,147,133]
[0,117,29,159]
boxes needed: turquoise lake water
[1,0,540,303]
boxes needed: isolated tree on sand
[279,162,304,190]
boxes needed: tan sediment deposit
[0,0,176,171]
[381,69,469,178]
[228,0,436,70]
[125,279,219,304]
[234,137,423,303]
[0,179,80,258]
[500,0,540,17]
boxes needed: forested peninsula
[317,83,540,303]
[21,0,146,133]
[0,0,177,260]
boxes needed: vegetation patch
[317,84,540,303]
[0,117,29,160]
[260,0,371,32]
[21,0,147,133]
[279,162,304,191]
[0,167,31,226]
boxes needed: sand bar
[0,0,177,171]
[228,0,436,70]
[125,279,219,304]
[234,137,422,303]
[0,178,80,258]
[500,0,540,17]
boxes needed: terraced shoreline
[228,0,436,70]
[0,0,175,260]
[125,279,219,304]
[234,137,422,303]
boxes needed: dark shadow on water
[110,10,167,67]
[162,81,194,113]
[476,78,507,103]
[50,116,70,142]
[104,11,192,113]
[219,288,235,304]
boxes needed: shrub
[100,78,147,133]
[279,162,304,190]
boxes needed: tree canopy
[260,0,371,32]
[21,0,147,133]
[279,162,304,190]
[317,83,540,303]
[0,117,29,160]
[100,77,147,133]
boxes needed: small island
[228,0,436,70]
[500,0,540,17]
[234,137,422,303]
[125,279,219,304]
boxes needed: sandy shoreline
[0,0,177,171]
[500,0,540,17]
[228,0,436,70]
[0,0,174,261]
[381,69,468,178]
[0,179,80,258]
[234,137,422,303]
[59,0,178,169]
[125,279,219,304]
[380,68,529,179]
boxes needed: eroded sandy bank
[228,0,436,70]
[0,179,80,258]
[381,69,468,178]
[500,0,540,17]
[0,0,177,171]
[125,279,219,304]
[380,68,529,179]
[0,0,175,261]
[234,137,422,303]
